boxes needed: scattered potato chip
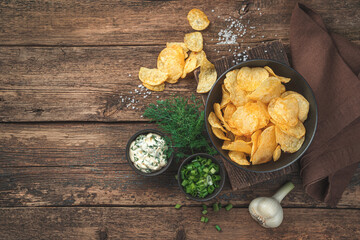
[222,140,252,154]
[211,126,230,141]
[157,47,185,83]
[273,145,281,161]
[228,151,250,165]
[268,97,299,126]
[197,58,217,93]
[139,67,168,86]
[208,112,226,132]
[281,91,309,122]
[232,101,270,136]
[187,9,210,31]
[277,121,306,139]
[247,77,285,104]
[220,84,231,109]
[166,42,189,58]
[251,126,277,165]
[142,82,165,92]
[184,32,203,52]
[275,126,305,153]
[237,67,269,91]
[182,50,206,78]
[264,66,291,83]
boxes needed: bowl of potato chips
[205,59,318,172]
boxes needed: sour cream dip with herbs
[129,133,168,173]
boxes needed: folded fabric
[290,3,360,206]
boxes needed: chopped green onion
[213,203,219,212]
[204,217,209,223]
[225,204,233,211]
[202,210,208,215]
[174,204,182,209]
[200,216,205,222]
[202,204,207,210]
[215,225,221,231]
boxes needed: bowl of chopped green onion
[177,153,225,201]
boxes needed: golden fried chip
[213,103,231,130]
[223,69,248,107]
[220,84,231,109]
[264,66,291,83]
[222,140,251,154]
[268,97,299,126]
[157,47,185,83]
[223,103,237,123]
[181,50,206,78]
[184,32,203,52]
[166,42,189,58]
[143,82,165,92]
[251,129,262,156]
[277,121,306,139]
[211,126,230,141]
[275,126,305,153]
[273,145,281,162]
[237,67,269,91]
[224,69,239,92]
[187,9,210,31]
[228,151,250,165]
[232,101,270,136]
[197,58,217,93]
[139,67,168,86]
[251,126,277,165]
[208,112,226,132]
[247,77,285,104]
[281,92,309,122]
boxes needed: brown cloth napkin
[290,3,360,206]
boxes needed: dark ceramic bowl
[125,129,173,176]
[205,59,318,173]
[177,153,226,201]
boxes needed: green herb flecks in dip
[129,133,168,173]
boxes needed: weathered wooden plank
[0,123,359,208]
[0,0,359,46]
[0,207,359,239]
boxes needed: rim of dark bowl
[177,153,226,202]
[125,129,173,176]
[205,59,318,173]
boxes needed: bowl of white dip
[126,129,173,176]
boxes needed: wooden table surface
[0,0,359,239]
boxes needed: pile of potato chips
[208,66,309,165]
[139,9,217,93]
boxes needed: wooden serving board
[195,40,299,190]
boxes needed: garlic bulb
[248,182,294,228]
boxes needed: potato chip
[232,101,270,136]
[220,84,231,109]
[251,126,277,165]
[224,69,239,92]
[184,32,203,52]
[237,67,269,91]
[139,67,168,86]
[281,92,309,122]
[230,85,248,107]
[187,9,210,31]
[277,121,306,139]
[166,42,189,58]
[181,50,206,78]
[214,103,231,130]
[208,112,226,132]
[275,126,305,153]
[247,77,285,104]
[157,47,185,83]
[251,129,262,156]
[197,58,217,93]
[211,126,230,141]
[264,66,291,83]
[225,131,235,142]
[223,103,236,123]
[273,145,281,162]
[228,151,250,165]
[268,97,299,126]
[222,140,252,154]
[142,82,165,92]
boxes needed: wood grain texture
[0,0,359,46]
[1,207,359,240]
[0,123,359,208]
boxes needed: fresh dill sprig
[143,95,217,161]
